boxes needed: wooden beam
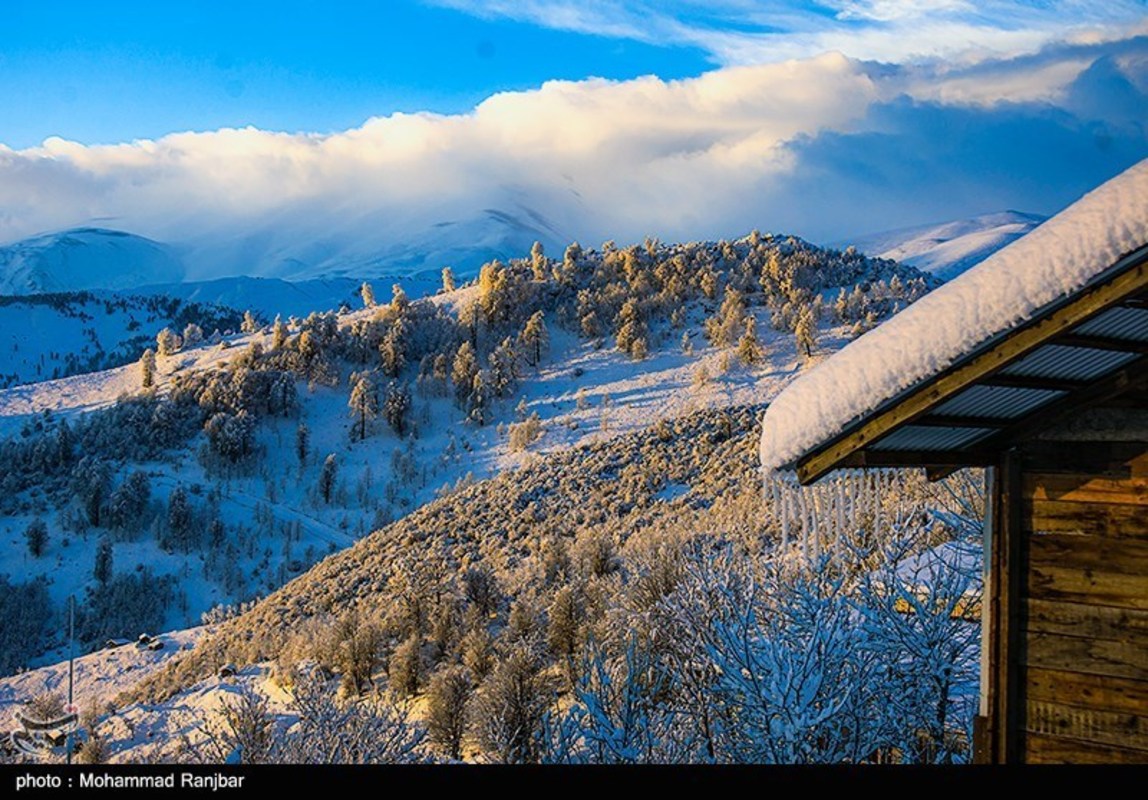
[795,246,1148,485]
[977,355,1148,452]
[914,414,1012,429]
[1055,333,1148,354]
[981,374,1087,392]
[926,465,963,482]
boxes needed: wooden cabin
[758,161,1148,763]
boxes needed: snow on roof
[760,158,1148,473]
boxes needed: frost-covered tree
[388,632,423,697]
[474,647,554,763]
[615,300,648,360]
[156,328,181,356]
[441,267,456,293]
[241,310,259,334]
[72,456,113,528]
[139,348,157,389]
[383,381,411,437]
[469,369,493,425]
[451,342,478,407]
[295,423,310,467]
[25,518,48,558]
[93,537,113,585]
[204,410,256,464]
[427,665,473,760]
[360,281,376,309]
[705,287,746,347]
[277,674,427,764]
[318,454,337,505]
[489,337,519,398]
[182,323,204,348]
[167,485,194,553]
[737,316,762,365]
[519,311,549,368]
[348,372,379,442]
[531,240,547,281]
[271,315,289,351]
[391,284,410,316]
[795,305,818,358]
[108,471,151,531]
[379,320,407,378]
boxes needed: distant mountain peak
[0,228,185,295]
[841,210,1047,281]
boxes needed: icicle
[779,482,790,552]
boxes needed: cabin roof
[759,159,1148,485]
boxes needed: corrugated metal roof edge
[782,240,1148,475]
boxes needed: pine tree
[530,241,547,281]
[241,310,259,334]
[489,338,519,398]
[795,305,818,358]
[615,300,648,360]
[737,316,763,365]
[383,382,412,436]
[182,323,204,348]
[93,538,113,585]
[108,471,150,530]
[167,485,193,553]
[272,315,289,350]
[25,519,47,558]
[348,372,379,442]
[391,284,410,316]
[379,321,407,378]
[319,454,337,504]
[295,423,310,467]
[155,328,181,356]
[72,457,112,528]
[470,369,492,425]
[360,281,376,308]
[451,342,478,406]
[139,348,157,389]
[441,267,456,293]
[705,287,745,346]
[519,311,549,368]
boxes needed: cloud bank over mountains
[0,32,1145,279]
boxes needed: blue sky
[0,1,1146,268]
[0,0,717,148]
[4,0,1145,149]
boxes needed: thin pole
[66,595,74,765]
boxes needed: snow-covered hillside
[0,229,185,295]
[1,204,568,295]
[137,274,442,320]
[843,211,1045,281]
[0,293,243,389]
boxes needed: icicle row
[763,466,916,566]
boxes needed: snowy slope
[136,274,442,320]
[0,204,565,296]
[843,211,1046,281]
[761,158,1148,472]
[0,295,844,651]
[0,293,243,389]
[0,229,185,295]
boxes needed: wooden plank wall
[1018,450,1148,763]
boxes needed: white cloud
[431,0,1148,65]
[0,35,1145,278]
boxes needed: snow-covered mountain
[842,211,1046,281]
[0,228,185,295]
[0,204,570,297]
